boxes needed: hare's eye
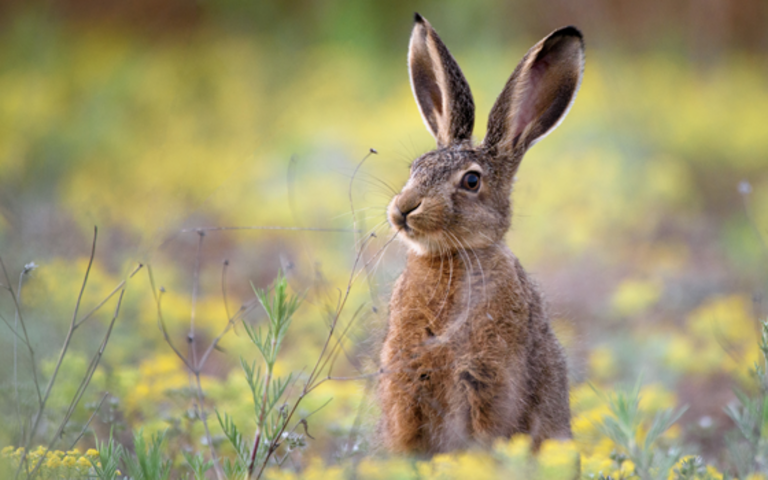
[461,171,481,192]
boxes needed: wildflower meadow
[2,1,768,479]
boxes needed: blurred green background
[2,0,768,473]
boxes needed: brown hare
[378,13,585,454]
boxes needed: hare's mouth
[388,199,422,232]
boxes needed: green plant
[0,228,142,480]
[90,432,124,480]
[724,319,768,477]
[594,378,687,480]
[216,272,306,476]
[183,450,214,480]
[123,430,172,480]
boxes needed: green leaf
[215,410,249,463]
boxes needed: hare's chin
[397,231,444,257]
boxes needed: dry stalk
[14,227,98,480]
[249,149,393,478]
[181,226,359,233]
[0,257,43,407]
[28,289,127,479]
[4,227,144,480]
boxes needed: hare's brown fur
[378,14,584,454]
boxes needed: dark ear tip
[553,25,583,42]
[414,12,425,23]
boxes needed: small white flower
[698,416,713,428]
[23,262,38,274]
[738,180,752,195]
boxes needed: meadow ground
[2,3,768,479]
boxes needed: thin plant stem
[0,256,43,408]
[148,235,226,480]
[222,259,232,320]
[287,398,333,437]
[187,230,224,480]
[740,184,768,257]
[12,266,34,448]
[14,270,23,440]
[197,300,258,374]
[190,230,204,370]
[247,368,273,476]
[28,287,126,480]
[73,263,143,329]
[0,311,27,343]
[252,222,396,479]
[345,379,374,463]
[147,266,194,371]
[180,226,359,233]
[193,372,224,480]
[327,371,382,382]
[348,148,378,248]
[15,227,98,480]
[68,392,109,449]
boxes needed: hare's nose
[390,196,422,229]
[397,201,422,219]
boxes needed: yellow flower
[86,448,99,457]
[746,474,768,480]
[589,346,618,380]
[580,452,613,477]
[538,439,578,467]
[684,295,759,380]
[612,279,661,316]
[571,404,613,454]
[452,452,497,480]
[356,457,414,480]
[299,457,344,480]
[63,455,77,467]
[494,434,532,460]
[662,334,696,372]
[417,453,456,479]
[77,456,92,468]
[264,468,298,480]
[45,455,62,469]
[1,446,14,456]
[638,384,677,413]
[706,465,724,479]
[611,459,635,478]
[667,457,724,480]
[537,439,579,479]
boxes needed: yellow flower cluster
[266,436,580,480]
[663,295,760,383]
[260,433,736,480]
[1,446,100,479]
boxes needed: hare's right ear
[484,26,584,158]
[409,13,475,148]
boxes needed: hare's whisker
[433,239,454,323]
[456,229,489,313]
[364,232,395,284]
[445,232,474,332]
[355,219,389,251]
[330,207,386,221]
[358,172,400,195]
[426,240,446,303]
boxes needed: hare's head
[388,14,584,256]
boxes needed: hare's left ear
[484,26,584,157]
[409,13,475,148]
